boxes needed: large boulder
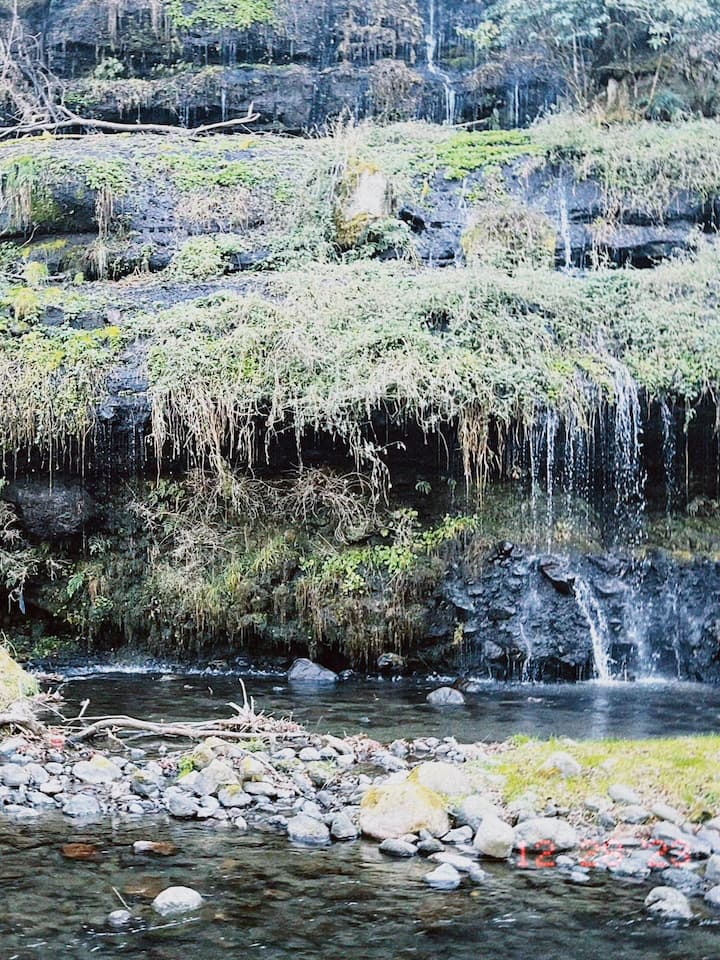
[287,659,338,684]
[426,686,465,706]
[359,780,450,841]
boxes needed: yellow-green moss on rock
[0,646,38,711]
[359,779,450,840]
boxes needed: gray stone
[584,795,611,813]
[62,793,102,818]
[1,765,29,787]
[426,687,465,706]
[299,747,322,762]
[474,814,514,859]
[619,805,650,824]
[152,886,204,916]
[697,829,720,853]
[164,786,199,818]
[233,815,248,832]
[192,758,238,796]
[429,851,477,873]
[379,838,417,858]
[3,804,39,819]
[418,838,445,855]
[645,886,692,920]
[131,770,162,798]
[73,756,122,785]
[287,813,331,845]
[330,811,358,841]
[443,826,474,844]
[410,761,471,797]
[245,781,278,797]
[452,799,498,837]
[196,796,220,818]
[659,868,704,896]
[650,802,684,825]
[108,909,132,927]
[541,751,582,778]
[25,763,49,785]
[27,790,57,808]
[705,885,720,908]
[513,817,578,852]
[706,854,720,884]
[287,659,338,684]
[218,785,252,809]
[608,784,641,805]
[424,863,462,890]
[39,777,64,795]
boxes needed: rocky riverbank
[1,685,719,922]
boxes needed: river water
[2,672,718,959]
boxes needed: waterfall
[425,0,457,125]
[611,363,645,539]
[660,397,677,514]
[558,177,572,268]
[574,578,612,681]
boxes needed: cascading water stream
[574,578,612,681]
[425,0,457,125]
[610,363,645,541]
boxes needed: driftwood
[0,711,47,736]
[0,108,261,141]
[68,714,305,744]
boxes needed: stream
[0,672,714,958]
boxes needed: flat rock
[659,868,704,896]
[650,802,684,825]
[474,814,514,859]
[218,785,252,809]
[0,765,30,787]
[330,811,359,841]
[645,886,692,920]
[152,886,204,917]
[619,805,650,824]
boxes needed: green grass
[488,735,720,818]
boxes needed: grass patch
[489,735,720,818]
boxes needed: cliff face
[6,0,557,130]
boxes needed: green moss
[0,643,38,710]
[488,735,720,818]
[165,0,276,30]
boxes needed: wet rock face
[4,478,95,540]
[440,547,720,683]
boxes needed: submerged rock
[424,863,462,890]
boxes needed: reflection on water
[1,817,718,960]
[57,674,720,744]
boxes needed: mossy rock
[0,647,38,711]
[359,779,450,840]
[408,760,472,797]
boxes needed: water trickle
[425,0,456,125]
[610,363,645,540]
[558,177,572,268]
[574,578,612,681]
[660,397,677,514]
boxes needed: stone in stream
[25,762,49,785]
[442,826,474,845]
[644,886,693,920]
[286,813,331,846]
[453,795,503,831]
[513,818,578,852]
[429,851,480,874]
[473,814,514,860]
[108,909,132,927]
[426,687,465,706]
[193,759,238,796]
[238,755,266,782]
[133,840,177,856]
[73,756,122,785]
[418,838,445,856]
[131,769,163,798]
[62,793,102,818]
[330,811,359,841]
[152,886,204,916]
[359,781,449,841]
[659,868,704,896]
[39,777,64,795]
[164,786,199,818]
[409,761,471,797]
[287,659,338,684]
[379,838,417,858]
[705,885,720,908]
[424,863,462,890]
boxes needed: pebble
[108,909,132,927]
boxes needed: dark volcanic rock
[5,479,95,540]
